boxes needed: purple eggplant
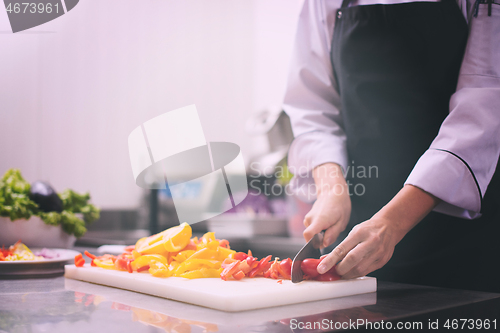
[30,181,63,213]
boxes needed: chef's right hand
[303,163,351,248]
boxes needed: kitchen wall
[0,0,301,209]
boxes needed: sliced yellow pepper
[180,267,222,279]
[94,259,115,270]
[131,254,168,271]
[186,248,218,261]
[196,232,216,250]
[149,262,170,277]
[207,240,220,250]
[135,222,192,254]
[149,261,180,278]
[132,250,142,259]
[175,259,221,275]
[217,247,236,261]
[172,250,196,263]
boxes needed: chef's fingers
[303,212,313,228]
[303,213,340,243]
[334,242,374,276]
[339,235,395,279]
[322,222,344,248]
[339,250,379,279]
[317,231,361,274]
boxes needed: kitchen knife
[291,231,324,283]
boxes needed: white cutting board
[65,264,376,312]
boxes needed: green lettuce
[0,169,100,237]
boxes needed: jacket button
[337,10,342,19]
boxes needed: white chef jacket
[284,0,500,219]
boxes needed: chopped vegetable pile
[0,241,44,261]
[0,169,100,237]
[76,223,341,282]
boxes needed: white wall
[0,0,301,209]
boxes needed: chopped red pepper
[84,251,96,259]
[248,255,272,278]
[218,239,230,249]
[220,261,241,281]
[137,265,150,272]
[264,258,280,279]
[277,258,292,279]
[233,252,248,261]
[74,253,84,266]
[75,257,85,267]
[233,270,245,280]
[124,245,136,252]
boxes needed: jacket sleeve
[405,3,500,219]
[283,0,346,202]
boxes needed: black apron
[329,0,500,292]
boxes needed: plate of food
[0,241,80,278]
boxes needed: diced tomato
[248,255,272,278]
[126,260,133,273]
[0,245,12,259]
[234,252,248,261]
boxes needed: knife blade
[291,231,324,283]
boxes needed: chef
[284,0,500,292]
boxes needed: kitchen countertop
[1,274,499,333]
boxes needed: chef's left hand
[317,184,441,279]
[317,215,399,279]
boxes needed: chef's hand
[303,163,351,248]
[317,184,441,279]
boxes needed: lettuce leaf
[0,169,38,220]
[0,169,100,237]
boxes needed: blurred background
[0,0,309,256]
